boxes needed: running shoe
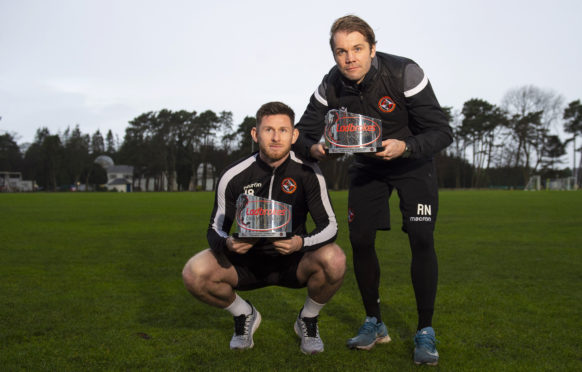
[414,326,439,365]
[229,301,261,350]
[294,311,324,354]
[346,316,391,350]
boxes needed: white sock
[300,297,325,318]
[224,293,252,316]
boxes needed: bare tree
[501,85,564,172]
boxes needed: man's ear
[251,127,258,143]
[292,128,299,144]
[370,43,376,58]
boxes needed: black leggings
[348,160,439,329]
[350,224,438,329]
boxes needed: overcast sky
[1,0,581,149]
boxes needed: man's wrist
[294,235,304,252]
[401,140,412,158]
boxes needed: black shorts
[347,158,438,234]
[218,249,305,291]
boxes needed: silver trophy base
[233,232,289,238]
[326,146,384,154]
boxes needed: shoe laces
[358,320,378,335]
[415,332,438,349]
[233,313,250,336]
[301,316,319,338]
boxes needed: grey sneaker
[229,302,261,350]
[414,327,439,365]
[294,312,324,354]
[346,316,391,350]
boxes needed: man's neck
[259,152,289,169]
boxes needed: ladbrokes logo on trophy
[335,123,376,132]
[235,194,292,237]
[324,108,382,153]
[245,207,286,216]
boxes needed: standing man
[293,15,452,365]
[182,101,346,355]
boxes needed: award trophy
[324,107,383,153]
[235,194,292,238]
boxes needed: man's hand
[374,139,406,161]
[226,236,257,254]
[310,143,327,161]
[272,235,303,255]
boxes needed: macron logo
[410,204,432,222]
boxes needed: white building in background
[196,163,215,191]
[94,154,180,192]
[106,165,134,192]
[0,171,36,192]
[134,172,176,192]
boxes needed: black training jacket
[207,151,338,256]
[294,51,453,167]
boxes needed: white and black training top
[207,151,338,256]
[294,51,453,166]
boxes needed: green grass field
[1,190,581,371]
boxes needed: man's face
[332,31,376,84]
[251,114,298,166]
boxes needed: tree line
[1,85,581,191]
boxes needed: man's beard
[259,142,288,163]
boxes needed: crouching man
[182,101,346,354]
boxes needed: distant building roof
[107,165,134,174]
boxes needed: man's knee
[317,243,347,280]
[349,226,376,249]
[182,250,215,295]
[404,224,435,253]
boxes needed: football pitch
[1,190,581,371]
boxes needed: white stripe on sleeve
[211,155,257,238]
[404,74,429,98]
[314,89,328,106]
[290,152,337,247]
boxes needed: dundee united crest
[348,208,355,223]
[281,177,297,194]
[378,96,396,113]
